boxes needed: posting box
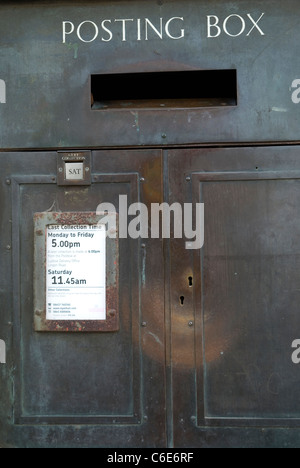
[1,0,300,450]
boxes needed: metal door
[168,146,300,448]
[3,146,300,448]
[0,149,166,448]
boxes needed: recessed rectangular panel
[195,174,300,426]
[15,174,139,425]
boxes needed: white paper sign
[46,225,106,321]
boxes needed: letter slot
[91,70,237,110]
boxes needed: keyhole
[188,276,193,287]
[180,296,185,306]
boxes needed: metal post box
[1,0,300,448]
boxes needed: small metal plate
[57,152,91,186]
[65,162,84,180]
[34,212,119,332]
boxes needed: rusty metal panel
[168,146,300,448]
[0,149,166,447]
[34,211,119,332]
[2,144,300,447]
[0,0,300,148]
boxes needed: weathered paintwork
[1,0,300,449]
[0,0,299,148]
[0,149,166,446]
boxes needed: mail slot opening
[91,69,237,110]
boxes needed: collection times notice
[46,225,106,321]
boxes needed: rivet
[161,133,167,139]
[140,177,145,182]
[141,322,147,327]
[188,321,194,327]
[186,176,191,182]
[5,179,11,185]
[6,245,11,251]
